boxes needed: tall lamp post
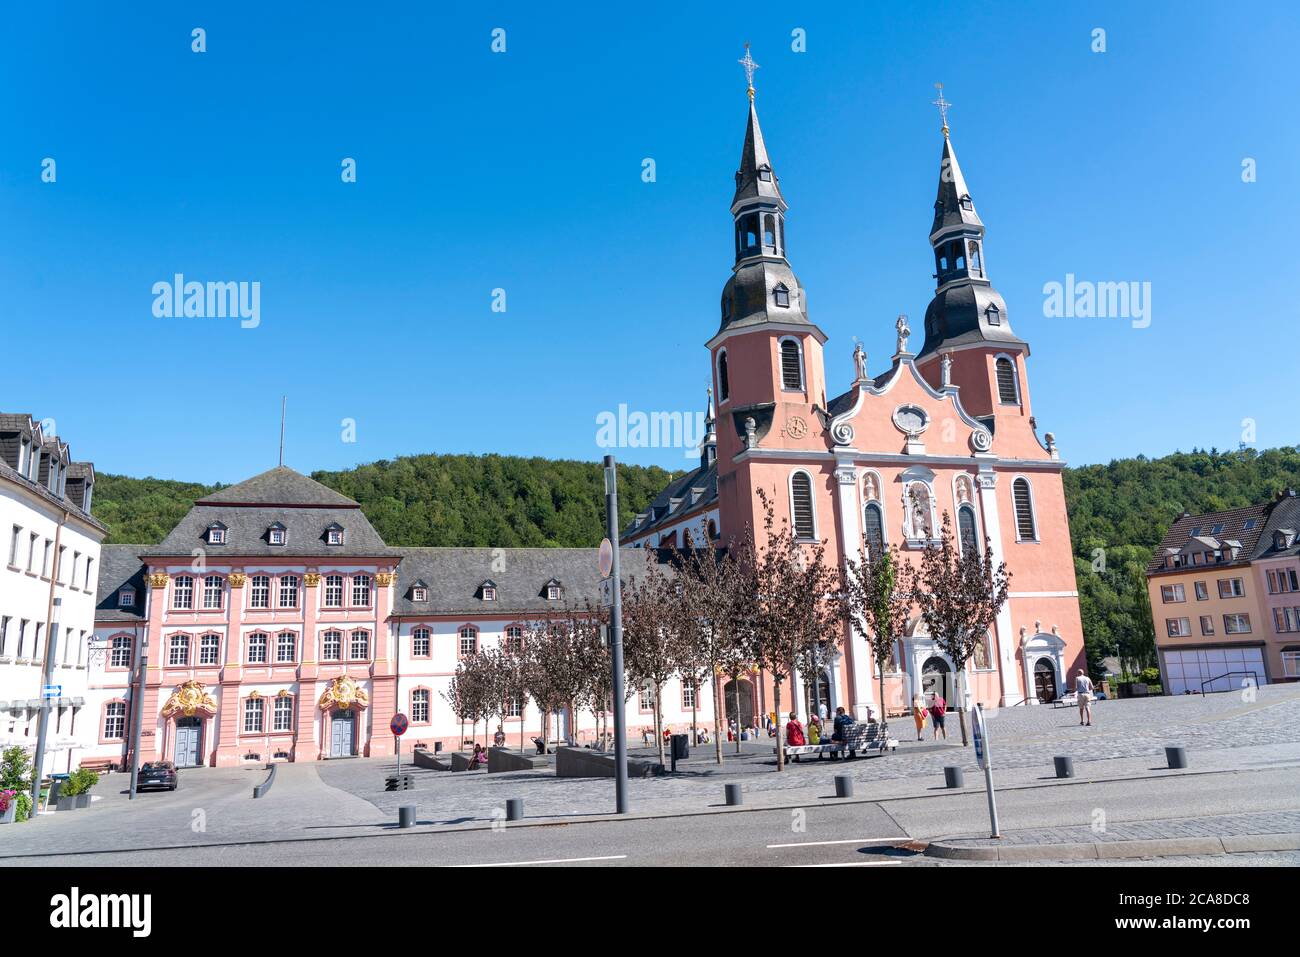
[29,597,61,812]
[602,455,630,814]
[128,632,149,799]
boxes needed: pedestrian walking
[912,696,928,741]
[928,693,947,740]
[1075,669,1095,726]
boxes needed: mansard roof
[620,459,718,542]
[96,545,148,622]
[197,466,359,508]
[141,504,396,559]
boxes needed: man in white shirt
[1075,669,1095,726]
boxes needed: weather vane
[932,82,951,137]
[739,43,759,99]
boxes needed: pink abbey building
[624,82,1086,716]
[84,469,693,769]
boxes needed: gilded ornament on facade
[161,680,218,718]
[148,572,169,589]
[318,674,368,712]
[375,572,396,588]
[228,572,247,588]
[304,572,321,587]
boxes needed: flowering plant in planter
[0,789,16,812]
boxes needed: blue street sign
[42,685,62,698]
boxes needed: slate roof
[95,545,148,621]
[140,466,398,559]
[391,547,660,617]
[918,280,1025,359]
[930,134,984,240]
[1146,501,1273,575]
[1250,491,1300,561]
[732,97,784,209]
[620,460,718,542]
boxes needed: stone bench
[412,748,451,771]
[555,746,662,779]
[487,748,550,773]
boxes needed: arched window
[1012,478,1037,541]
[862,502,885,560]
[790,471,816,540]
[505,625,524,653]
[958,504,979,555]
[780,338,803,390]
[763,214,777,249]
[717,351,730,402]
[996,356,1019,404]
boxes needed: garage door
[1162,647,1266,694]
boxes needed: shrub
[71,767,99,794]
[1,746,33,792]
[1140,667,1162,685]
[15,791,32,822]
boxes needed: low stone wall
[487,748,550,773]
[412,748,451,771]
[555,746,662,779]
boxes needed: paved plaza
[4,684,1298,866]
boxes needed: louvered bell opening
[1013,479,1036,539]
[996,358,1018,404]
[781,340,802,390]
[792,473,815,539]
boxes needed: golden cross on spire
[739,43,759,100]
[932,83,952,137]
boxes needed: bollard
[943,766,965,789]
[398,804,416,829]
[1053,755,1074,779]
[1165,746,1188,769]
[724,783,743,806]
[834,774,854,798]
[506,797,524,821]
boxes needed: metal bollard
[1165,746,1188,769]
[834,774,854,798]
[1053,755,1074,779]
[943,766,965,789]
[506,797,524,821]
[724,783,743,806]
[398,804,416,829]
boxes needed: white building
[0,413,105,776]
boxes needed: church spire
[732,45,784,212]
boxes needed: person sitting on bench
[831,706,855,743]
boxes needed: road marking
[449,854,628,867]
[767,838,903,849]
[788,860,905,867]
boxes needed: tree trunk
[732,676,742,754]
[713,671,723,765]
[774,679,784,771]
[956,668,970,746]
[540,711,548,753]
[654,681,666,766]
[690,681,698,747]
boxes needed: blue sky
[2,2,1297,483]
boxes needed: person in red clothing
[785,711,806,746]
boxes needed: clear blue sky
[2,2,1297,483]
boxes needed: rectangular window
[244,698,264,733]
[639,685,655,711]
[250,575,270,608]
[1223,613,1252,635]
[169,635,190,666]
[276,631,296,663]
[103,701,126,740]
[200,634,220,665]
[1165,617,1191,638]
[411,689,430,723]
[1160,584,1185,603]
[322,630,342,661]
[247,632,268,663]
[273,696,293,732]
[27,533,38,572]
[458,628,476,656]
[173,576,194,610]
[0,616,9,656]
[324,575,344,607]
[84,558,93,591]
[278,575,299,608]
[1218,578,1245,599]
[351,575,371,607]
[1283,650,1300,679]
[110,636,132,669]
[681,681,697,710]
[350,630,369,660]
[8,525,19,566]
[42,539,52,577]
[57,546,67,583]
[1194,581,1208,601]
[203,575,223,610]
[1199,615,1215,636]
[506,697,522,718]
[412,628,430,657]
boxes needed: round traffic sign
[390,713,409,736]
[599,538,614,578]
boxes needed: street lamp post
[128,632,149,800]
[602,455,630,814]
[29,597,62,812]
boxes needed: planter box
[56,795,76,812]
[0,803,15,824]
[75,793,91,809]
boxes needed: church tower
[708,48,830,502]
[915,89,1036,448]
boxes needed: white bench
[777,722,898,760]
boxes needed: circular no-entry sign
[599,538,614,578]
[390,713,409,736]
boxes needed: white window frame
[322,630,342,661]
[458,626,478,657]
[119,587,136,608]
[278,575,299,608]
[173,575,194,610]
[247,631,269,664]
[249,575,271,609]
[788,468,818,541]
[352,575,372,607]
[199,633,220,665]
[169,633,190,666]
[203,575,224,610]
[276,631,296,663]
[993,352,1022,406]
[244,697,264,733]
[411,628,431,657]
[777,336,806,392]
[323,574,344,607]
[350,629,370,661]
[273,696,294,732]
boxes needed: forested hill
[91,446,1300,673]
[91,454,681,548]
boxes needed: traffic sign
[598,538,614,578]
[390,713,409,736]
[971,705,985,768]
[42,685,62,699]
[599,576,614,607]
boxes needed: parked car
[136,761,179,792]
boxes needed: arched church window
[763,214,777,249]
[958,504,979,555]
[717,351,730,402]
[779,338,803,390]
[790,472,816,540]
[773,283,790,308]
[968,242,981,273]
[996,356,1019,404]
[863,502,885,560]
[1013,478,1038,541]
[743,213,759,251]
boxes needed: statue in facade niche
[895,314,911,354]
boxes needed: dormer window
[544,579,562,601]
[325,523,344,546]
[118,587,135,608]
[206,523,227,545]
[985,304,1001,326]
[483,585,497,601]
[960,195,973,211]
[757,165,772,182]
[267,522,286,546]
[773,283,790,308]
[413,586,427,602]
